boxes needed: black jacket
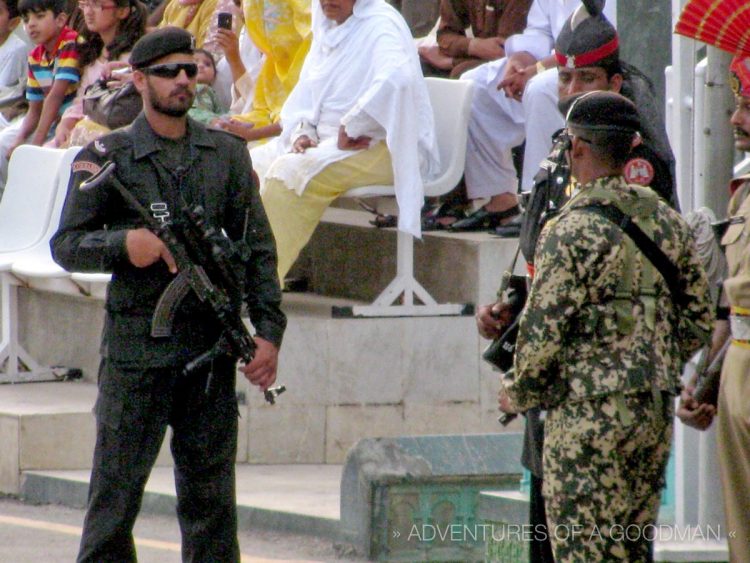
[51,114,286,367]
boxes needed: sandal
[370,213,398,228]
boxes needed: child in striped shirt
[0,0,79,192]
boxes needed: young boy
[0,0,79,192]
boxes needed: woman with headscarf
[253,0,440,282]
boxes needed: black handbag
[82,79,142,129]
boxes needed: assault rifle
[80,161,285,404]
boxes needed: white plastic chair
[0,146,105,382]
[0,145,68,255]
[336,77,474,317]
[10,146,110,294]
[8,146,82,289]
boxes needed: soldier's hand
[498,386,519,414]
[240,336,278,391]
[125,228,177,273]
[676,386,716,431]
[476,301,513,339]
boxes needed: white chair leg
[0,274,70,383]
[334,231,472,318]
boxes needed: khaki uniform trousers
[260,142,393,282]
[718,342,750,562]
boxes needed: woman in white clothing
[255,0,440,282]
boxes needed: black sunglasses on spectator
[141,63,198,79]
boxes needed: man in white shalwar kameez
[450,0,615,232]
[252,0,440,282]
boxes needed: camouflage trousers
[542,391,673,562]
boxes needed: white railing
[667,0,734,216]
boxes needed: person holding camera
[498,90,712,561]
[211,0,311,144]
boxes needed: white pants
[462,61,562,199]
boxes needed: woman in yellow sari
[213,0,311,143]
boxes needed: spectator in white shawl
[253,0,440,283]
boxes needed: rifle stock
[693,338,730,407]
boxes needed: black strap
[582,203,689,307]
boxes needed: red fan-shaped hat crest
[675,0,750,57]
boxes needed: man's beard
[146,80,194,118]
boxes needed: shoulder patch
[72,160,102,176]
[624,157,655,186]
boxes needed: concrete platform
[3,214,523,496]
[21,464,344,541]
[294,206,524,306]
[8,288,521,480]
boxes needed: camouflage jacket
[505,175,713,411]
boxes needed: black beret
[560,90,640,135]
[129,27,195,69]
[554,2,618,69]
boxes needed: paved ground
[0,495,363,562]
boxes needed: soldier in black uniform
[478,4,679,562]
[51,27,286,562]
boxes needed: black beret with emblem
[560,90,640,135]
[554,1,619,69]
[129,27,196,69]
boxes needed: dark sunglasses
[141,63,198,79]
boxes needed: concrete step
[0,381,98,494]
[0,381,176,494]
[21,464,343,541]
[292,207,524,306]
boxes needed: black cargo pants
[77,357,240,562]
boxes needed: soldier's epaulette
[87,128,133,157]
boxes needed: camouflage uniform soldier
[501,91,713,561]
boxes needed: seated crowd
[0,0,678,285]
[0,0,310,196]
